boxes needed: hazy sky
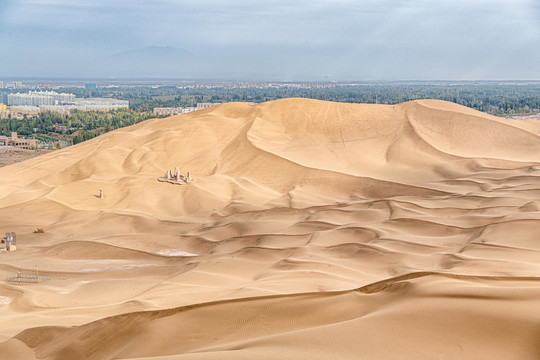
[1,0,539,80]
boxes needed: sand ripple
[0,99,539,359]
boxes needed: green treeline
[0,109,156,144]
[62,83,540,116]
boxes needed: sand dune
[0,98,539,359]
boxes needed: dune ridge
[11,273,540,360]
[0,98,539,359]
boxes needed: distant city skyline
[1,0,539,80]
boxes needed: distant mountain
[98,46,198,78]
[111,46,195,60]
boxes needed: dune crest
[0,99,539,359]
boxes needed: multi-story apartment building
[8,91,75,107]
[153,107,199,116]
[0,103,8,119]
[196,102,221,109]
[4,82,23,89]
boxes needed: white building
[73,98,129,111]
[39,98,129,113]
[153,107,199,116]
[7,91,128,114]
[8,91,75,107]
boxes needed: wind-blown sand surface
[0,98,539,360]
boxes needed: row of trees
[0,109,156,144]
[63,83,540,116]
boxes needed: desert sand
[0,98,539,360]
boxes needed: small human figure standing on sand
[99,188,104,199]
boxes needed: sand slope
[0,98,539,359]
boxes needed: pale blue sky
[1,0,539,79]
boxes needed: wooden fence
[6,272,50,284]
